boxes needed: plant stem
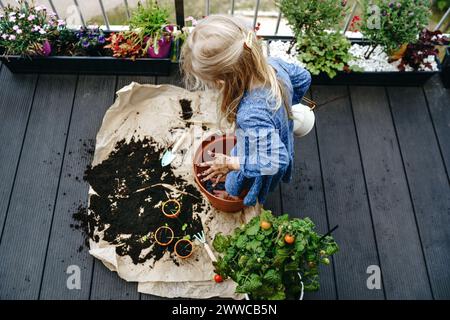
[364,45,377,59]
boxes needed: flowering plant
[104,31,144,60]
[75,26,107,56]
[0,0,61,56]
[360,0,431,57]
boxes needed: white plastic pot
[244,272,304,300]
[292,103,315,138]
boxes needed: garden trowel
[161,130,190,167]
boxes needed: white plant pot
[244,272,304,300]
[292,103,315,138]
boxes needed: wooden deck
[0,63,449,300]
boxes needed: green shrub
[278,0,348,36]
[360,0,431,56]
[213,209,338,300]
[278,0,352,78]
[296,31,354,78]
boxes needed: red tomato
[214,274,223,283]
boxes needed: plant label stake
[161,130,190,167]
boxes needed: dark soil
[204,180,226,194]
[179,99,193,120]
[74,137,204,265]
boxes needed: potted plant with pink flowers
[0,0,59,57]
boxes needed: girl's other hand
[197,151,239,186]
[212,190,241,201]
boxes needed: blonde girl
[181,15,311,206]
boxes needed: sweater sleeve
[274,59,311,105]
[234,102,290,178]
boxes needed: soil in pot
[154,226,174,246]
[193,134,246,213]
[174,239,194,259]
[76,137,204,265]
[162,199,181,219]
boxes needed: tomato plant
[213,209,338,300]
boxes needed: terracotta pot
[148,36,172,58]
[389,43,408,61]
[193,134,246,213]
[174,239,194,259]
[162,199,181,219]
[154,226,174,246]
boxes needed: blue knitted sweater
[225,57,311,206]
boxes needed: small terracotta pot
[193,134,247,213]
[389,43,408,61]
[162,199,181,219]
[174,239,194,259]
[154,226,174,246]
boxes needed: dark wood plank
[263,186,283,214]
[423,75,450,180]
[387,86,450,299]
[350,86,432,299]
[156,67,183,86]
[0,75,77,299]
[39,75,117,299]
[312,86,384,299]
[0,68,37,240]
[281,127,337,299]
[116,75,156,89]
[88,75,146,300]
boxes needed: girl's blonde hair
[180,15,289,126]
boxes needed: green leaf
[246,222,260,236]
[212,233,229,253]
[264,269,282,285]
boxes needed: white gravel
[268,40,439,72]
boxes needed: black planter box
[0,55,172,76]
[440,47,450,89]
[264,37,439,87]
[0,31,180,76]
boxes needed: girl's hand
[212,190,241,201]
[197,151,239,186]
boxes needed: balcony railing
[0,0,449,35]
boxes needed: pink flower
[18,13,25,19]
[9,35,16,40]
[9,12,16,17]
[32,25,40,32]
[1,34,8,39]
[28,15,36,21]
[9,16,16,22]
[13,25,19,31]
[57,20,66,26]
[185,16,198,27]
[16,29,22,34]
[39,29,46,35]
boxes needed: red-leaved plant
[398,29,450,71]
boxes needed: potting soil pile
[85,82,260,299]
